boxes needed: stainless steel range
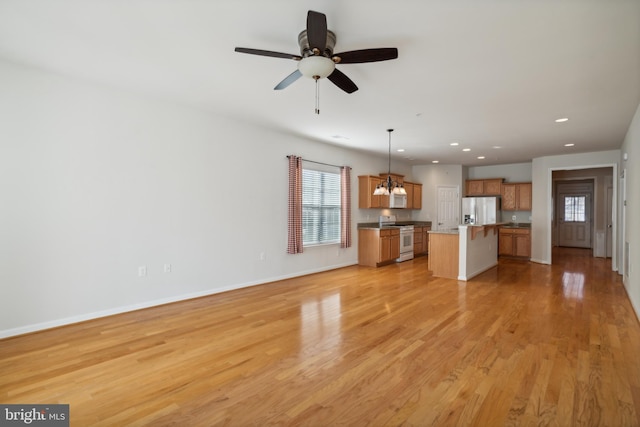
[379,215,414,262]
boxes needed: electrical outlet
[138,266,147,277]
[511,215,517,221]
[164,264,171,273]
[260,252,266,261]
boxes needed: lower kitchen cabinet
[413,226,431,255]
[498,227,531,258]
[358,228,400,267]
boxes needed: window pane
[302,168,341,245]
[564,196,586,222]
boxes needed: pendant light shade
[373,129,406,196]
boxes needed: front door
[436,186,459,230]
[557,193,592,248]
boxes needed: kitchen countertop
[498,222,531,229]
[357,221,432,230]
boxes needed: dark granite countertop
[499,222,531,229]
[357,221,432,229]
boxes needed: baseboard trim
[0,261,357,339]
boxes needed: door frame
[553,179,594,250]
[546,164,617,271]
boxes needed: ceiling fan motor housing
[298,30,336,57]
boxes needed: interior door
[436,186,459,230]
[557,193,591,248]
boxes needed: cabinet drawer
[380,228,400,237]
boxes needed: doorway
[555,180,593,249]
[550,166,616,268]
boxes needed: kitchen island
[428,224,500,281]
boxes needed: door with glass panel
[557,193,591,248]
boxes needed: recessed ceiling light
[450,142,459,146]
[432,160,439,164]
[477,156,485,160]
[492,146,502,149]
[564,143,575,147]
[397,148,405,152]
[331,135,350,140]
[462,148,471,152]
[555,118,569,123]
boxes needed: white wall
[531,150,620,265]
[0,59,406,337]
[620,102,640,318]
[411,164,464,223]
[468,162,532,182]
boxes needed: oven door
[399,230,414,254]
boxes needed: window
[564,196,586,222]
[302,167,341,245]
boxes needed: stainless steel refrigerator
[462,197,499,225]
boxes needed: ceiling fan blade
[274,70,303,90]
[307,10,327,52]
[235,47,301,61]
[327,69,358,94]
[332,48,398,64]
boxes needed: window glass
[302,168,341,245]
[564,196,586,222]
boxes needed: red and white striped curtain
[287,155,303,254]
[340,166,352,248]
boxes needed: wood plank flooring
[1,248,639,426]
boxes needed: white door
[557,193,591,248]
[436,186,459,230]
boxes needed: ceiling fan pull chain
[315,76,320,114]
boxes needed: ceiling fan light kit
[234,10,398,113]
[298,56,335,79]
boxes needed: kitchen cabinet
[358,175,422,209]
[465,178,503,196]
[498,227,531,257]
[358,228,400,267]
[501,182,532,211]
[413,225,431,255]
[403,181,422,210]
[358,175,386,208]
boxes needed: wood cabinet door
[404,183,414,209]
[413,184,422,209]
[359,176,382,209]
[390,235,400,259]
[484,179,502,195]
[514,234,531,257]
[499,232,514,255]
[501,184,517,210]
[379,235,391,261]
[517,183,532,210]
[466,180,484,196]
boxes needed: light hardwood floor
[1,248,639,426]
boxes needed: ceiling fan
[234,10,398,98]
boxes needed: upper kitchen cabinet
[501,182,532,211]
[358,175,385,208]
[465,178,503,196]
[358,174,421,209]
[403,181,422,210]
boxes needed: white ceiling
[1,0,639,166]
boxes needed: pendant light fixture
[373,129,407,196]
